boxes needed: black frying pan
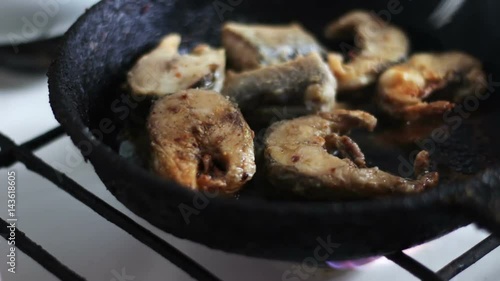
[48,0,500,261]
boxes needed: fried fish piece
[325,10,410,91]
[148,89,256,194]
[222,22,326,71]
[377,52,487,121]
[222,53,337,112]
[128,34,225,96]
[264,110,438,199]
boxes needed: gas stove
[0,67,499,281]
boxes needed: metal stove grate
[0,127,499,281]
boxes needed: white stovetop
[0,69,499,281]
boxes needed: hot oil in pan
[355,108,500,187]
[116,94,154,170]
[115,92,500,201]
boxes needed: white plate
[0,0,99,46]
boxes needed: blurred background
[0,0,99,72]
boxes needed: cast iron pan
[48,0,500,261]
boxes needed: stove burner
[326,257,380,269]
